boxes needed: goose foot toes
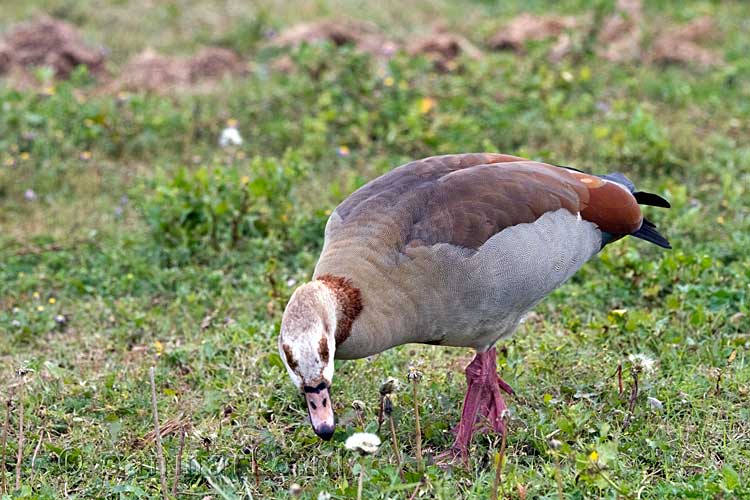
[446,347,512,457]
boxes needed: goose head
[279,281,338,440]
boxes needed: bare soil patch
[0,16,106,78]
[597,0,643,62]
[487,13,577,52]
[269,19,398,59]
[649,16,722,67]
[407,27,482,71]
[108,47,247,93]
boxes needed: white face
[278,281,339,440]
[278,282,337,389]
[278,319,334,389]
[278,319,336,440]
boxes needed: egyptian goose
[278,153,670,454]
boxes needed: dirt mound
[407,28,482,71]
[650,16,722,67]
[487,13,577,52]
[0,16,106,78]
[110,47,247,93]
[269,19,398,59]
[596,0,644,62]
[188,47,247,81]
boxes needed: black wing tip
[634,191,671,208]
[633,220,672,249]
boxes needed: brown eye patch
[319,336,330,363]
[282,343,298,370]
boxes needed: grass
[1,0,749,498]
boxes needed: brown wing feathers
[334,154,669,251]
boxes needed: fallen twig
[149,367,169,500]
[135,415,188,448]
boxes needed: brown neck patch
[318,335,330,363]
[317,274,363,347]
[281,343,298,370]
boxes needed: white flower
[647,397,663,411]
[11,319,21,327]
[286,278,297,287]
[628,353,657,374]
[317,492,332,500]
[24,189,37,201]
[218,127,244,147]
[345,432,381,455]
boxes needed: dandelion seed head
[345,432,381,455]
[628,353,657,374]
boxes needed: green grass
[1,0,749,498]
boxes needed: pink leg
[450,348,514,458]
